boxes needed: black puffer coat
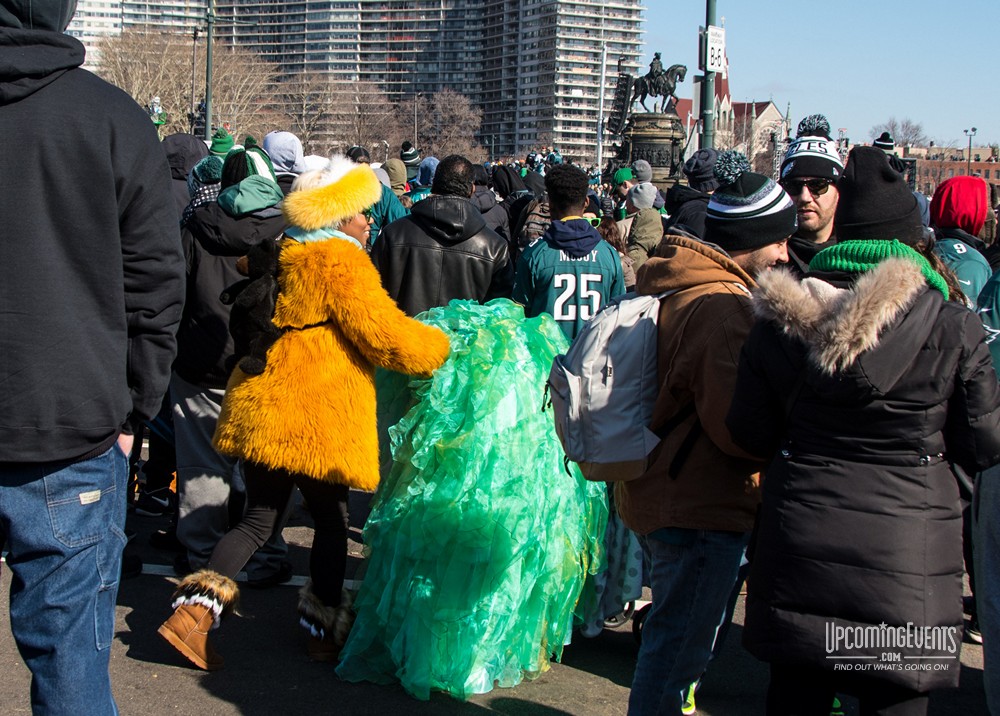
[371,194,513,317]
[727,258,1000,691]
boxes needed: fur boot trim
[297,582,353,642]
[170,569,240,630]
[282,156,382,230]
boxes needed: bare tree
[869,117,928,147]
[97,30,279,141]
[394,90,486,162]
[274,74,341,154]
[96,30,192,135]
[326,81,402,155]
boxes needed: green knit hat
[210,127,235,156]
[810,239,949,300]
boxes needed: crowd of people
[5,4,1000,716]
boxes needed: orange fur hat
[282,156,382,230]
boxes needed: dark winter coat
[175,202,285,388]
[471,185,510,242]
[372,194,513,316]
[0,23,184,461]
[663,183,710,240]
[728,258,1000,691]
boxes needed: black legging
[207,461,349,607]
[767,663,929,716]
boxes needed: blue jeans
[0,445,128,716]
[974,463,1000,714]
[628,528,749,716]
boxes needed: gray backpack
[546,290,676,481]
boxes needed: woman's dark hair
[915,232,965,304]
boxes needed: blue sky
[642,1,999,147]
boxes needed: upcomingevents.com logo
[824,622,960,673]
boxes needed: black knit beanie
[683,148,719,193]
[834,146,923,245]
[705,151,798,252]
[780,114,844,182]
[873,131,895,153]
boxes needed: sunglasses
[362,208,374,220]
[781,178,834,197]
[584,217,602,228]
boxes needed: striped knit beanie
[780,114,844,181]
[705,151,798,252]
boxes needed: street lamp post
[189,27,199,133]
[204,0,215,141]
[413,93,420,148]
[965,127,977,175]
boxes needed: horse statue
[630,63,687,114]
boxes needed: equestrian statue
[630,53,687,114]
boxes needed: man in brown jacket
[621,153,797,716]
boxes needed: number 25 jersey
[513,218,625,341]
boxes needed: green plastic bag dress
[336,299,608,701]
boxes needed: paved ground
[0,490,989,715]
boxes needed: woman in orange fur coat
[158,156,450,671]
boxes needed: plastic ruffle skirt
[336,299,608,700]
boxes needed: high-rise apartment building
[70,0,645,163]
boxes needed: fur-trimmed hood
[753,258,938,388]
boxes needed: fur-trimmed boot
[297,582,354,662]
[158,569,239,671]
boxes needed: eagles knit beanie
[683,148,720,193]
[191,155,223,185]
[220,138,278,190]
[834,146,924,245]
[400,141,420,165]
[210,127,235,157]
[873,131,895,153]
[705,151,797,252]
[780,114,844,182]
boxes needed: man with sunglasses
[779,114,845,276]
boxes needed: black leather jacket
[372,195,514,316]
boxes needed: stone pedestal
[619,112,687,187]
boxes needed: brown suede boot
[158,603,224,671]
[159,569,239,671]
[299,583,354,662]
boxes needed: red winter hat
[930,176,989,237]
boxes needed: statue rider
[649,52,663,81]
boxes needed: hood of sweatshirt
[470,185,499,213]
[544,218,603,258]
[664,183,709,215]
[636,233,754,295]
[410,194,487,244]
[0,26,83,103]
[163,132,210,182]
